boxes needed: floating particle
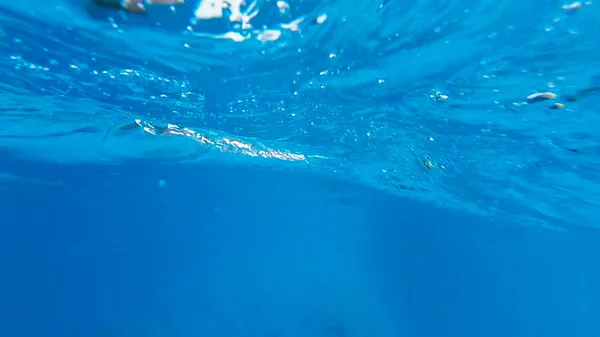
[315,14,327,24]
[277,1,290,14]
[430,91,448,101]
[281,17,303,32]
[158,179,166,187]
[220,31,247,42]
[119,1,144,13]
[257,29,281,42]
[422,158,434,169]
[562,2,582,13]
[526,91,557,102]
[395,184,427,192]
[563,147,581,153]
[549,102,564,109]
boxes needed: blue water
[1,0,600,336]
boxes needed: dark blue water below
[1,152,600,337]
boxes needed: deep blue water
[1,0,600,336]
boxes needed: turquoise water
[2,0,599,228]
[1,1,600,336]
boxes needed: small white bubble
[316,14,327,24]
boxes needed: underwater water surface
[1,0,599,228]
[1,0,600,336]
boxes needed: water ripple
[1,0,599,229]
